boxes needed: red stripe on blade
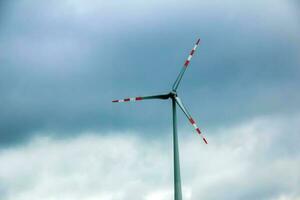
[124,98,130,101]
[190,49,195,55]
[196,128,201,134]
[184,60,190,67]
[112,100,118,102]
[203,138,208,144]
[189,118,195,124]
[136,97,143,101]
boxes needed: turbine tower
[112,38,207,200]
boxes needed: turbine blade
[172,38,201,91]
[175,96,208,144]
[112,94,169,103]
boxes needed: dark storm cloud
[0,0,299,145]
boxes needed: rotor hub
[169,91,177,98]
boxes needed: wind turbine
[112,38,207,200]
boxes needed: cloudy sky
[0,0,299,199]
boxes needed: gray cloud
[0,0,299,145]
[0,115,299,200]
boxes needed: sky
[0,0,299,199]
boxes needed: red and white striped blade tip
[189,117,208,144]
[184,38,201,67]
[112,97,143,103]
